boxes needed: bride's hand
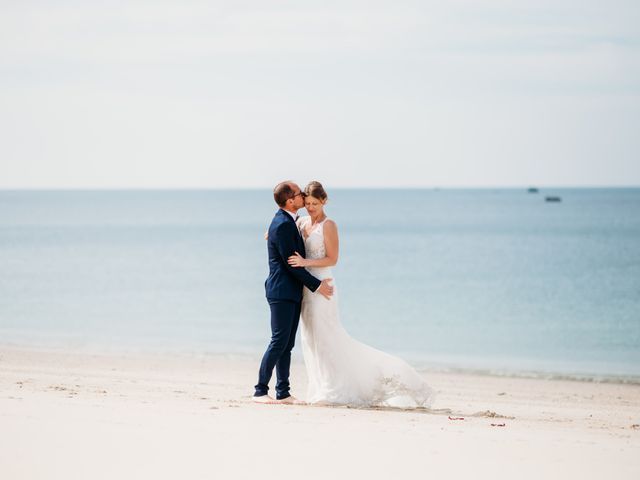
[288,252,307,267]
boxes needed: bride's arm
[288,220,339,268]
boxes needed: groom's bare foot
[276,395,305,405]
[253,394,277,404]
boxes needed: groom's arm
[273,222,322,292]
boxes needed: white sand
[1,345,638,480]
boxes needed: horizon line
[1,185,639,191]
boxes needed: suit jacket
[265,209,321,302]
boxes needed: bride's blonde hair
[304,181,328,201]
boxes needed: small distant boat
[527,187,539,193]
[545,196,562,202]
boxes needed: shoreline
[2,339,638,385]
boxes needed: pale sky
[1,0,639,188]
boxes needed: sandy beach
[1,344,638,480]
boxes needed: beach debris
[48,385,79,397]
[630,424,640,430]
[497,392,507,396]
[448,416,465,421]
[491,423,506,427]
[431,408,453,415]
[472,410,514,419]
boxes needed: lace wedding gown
[298,216,435,408]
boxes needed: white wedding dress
[297,216,435,408]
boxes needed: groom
[253,181,334,404]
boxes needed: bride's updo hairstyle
[304,181,328,202]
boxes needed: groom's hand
[317,279,334,300]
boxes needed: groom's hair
[273,181,295,207]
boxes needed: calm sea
[1,189,639,381]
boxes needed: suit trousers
[254,299,302,400]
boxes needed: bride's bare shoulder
[323,219,338,232]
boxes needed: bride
[288,181,434,408]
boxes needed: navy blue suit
[255,209,322,399]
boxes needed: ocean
[1,188,639,381]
